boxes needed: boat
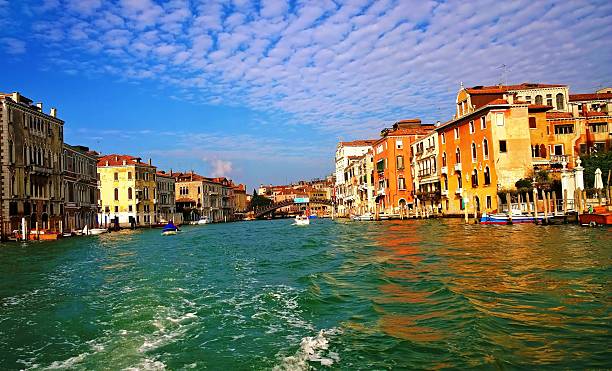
[16,229,61,241]
[294,215,310,226]
[480,210,545,225]
[89,228,108,235]
[579,206,612,226]
[197,216,211,225]
[162,221,180,236]
[351,212,374,221]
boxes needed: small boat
[197,216,211,225]
[162,221,180,236]
[579,206,612,226]
[294,215,310,226]
[89,228,108,235]
[351,212,374,221]
[480,210,544,225]
[16,229,61,241]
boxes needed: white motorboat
[294,215,310,226]
[197,216,211,225]
[351,212,374,221]
[162,230,177,236]
[89,228,108,235]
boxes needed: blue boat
[162,222,180,236]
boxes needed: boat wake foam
[274,328,342,370]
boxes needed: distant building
[155,171,180,224]
[335,140,376,216]
[174,172,238,222]
[63,144,99,232]
[97,154,157,228]
[232,183,247,213]
[0,92,64,239]
[410,130,441,213]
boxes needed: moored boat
[579,206,612,226]
[89,228,108,235]
[197,216,211,225]
[480,210,545,225]
[351,212,374,221]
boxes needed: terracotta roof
[527,104,553,111]
[488,98,509,105]
[156,171,173,178]
[546,112,573,119]
[176,197,196,203]
[339,139,377,147]
[98,154,155,168]
[466,83,566,95]
[395,118,422,124]
[569,93,612,102]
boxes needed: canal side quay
[0,92,248,241]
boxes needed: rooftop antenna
[497,64,508,86]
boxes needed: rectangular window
[376,145,383,154]
[469,121,475,133]
[480,116,486,129]
[529,117,537,129]
[547,98,553,106]
[454,127,459,139]
[495,112,505,126]
[594,142,605,153]
[441,132,445,144]
[376,159,385,172]
[554,124,574,134]
[129,205,133,212]
[499,140,507,153]
[590,123,608,133]
[128,172,132,179]
[486,196,492,209]
[114,206,119,213]
[554,144,563,155]
[396,139,403,149]
[579,143,587,154]
[114,172,118,180]
[398,177,406,190]
[396,155,404,169]
[525,95,532,104]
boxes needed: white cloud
[0,37,26,54]
[206,158,233,177]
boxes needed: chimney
[170,169,173,176]
[105,161,109,166]
[114,156,118,161]
[507,93,514,105]
[581,103,588,117]
[50,107,57,117]
[122,160,126,165]
[435,121,441,127]
[572,104,579,117]
[148,158,152,166]
[12,92,20,102]
[36,102,43,111]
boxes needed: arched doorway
[42,213,49,229]
[474,196,481,212]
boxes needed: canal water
[0,219,610,370]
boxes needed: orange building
[373,119,435,213]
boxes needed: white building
[334,140,376,216]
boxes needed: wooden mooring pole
[533,189,538,223]
[506,193,512,224]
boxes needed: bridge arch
[254,198,334,219]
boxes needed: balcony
[454,163,462,172]
[441,189,449,197]
[455,188,463,195]
[441,166,448,174]
[30,165,53,175]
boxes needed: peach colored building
[373,119,435,213]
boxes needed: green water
[0,219,610,370]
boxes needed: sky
[1,0,611,190]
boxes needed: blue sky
[1,0,611,190]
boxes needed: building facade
[63,144,99,232]
[155,171,178,223]
[411,131,441,213]
[97,155,157,228]
[335,140,376,216]
[373,119,435,213]
[0,92,64,239]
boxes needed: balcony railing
[455,187,463,195]
[454,163,462,172]
[441,189,449,196]
[441,166,448,174]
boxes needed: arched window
[442,152,447,166]
[114,188,119,201]
[556,93,564,110]
[483,138,489,159]
[471,142,477,162]
[472,169,479,186]
[455,148,461,163]
[442,174,448,190]
[540,144,547,158]
[128,187,133,199]
[484,166,491,185]
[457,173,463,189]
[535,95,543,105]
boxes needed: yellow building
[97,154,157,228]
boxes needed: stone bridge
[253,198,334,219]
